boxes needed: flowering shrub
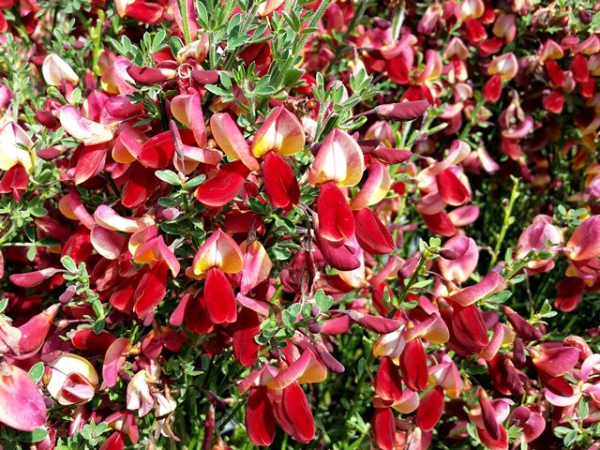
[1,0,600,448]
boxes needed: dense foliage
[1,0,600,449]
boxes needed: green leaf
[185,174,206,189]
[93,318,105,334]
[30,206,48,217]
[18,428,49,443]
[26,245,37,261]
[486,290,512,304]
[0,298,8,314]
[61,255,78,273]
[315,289,333,312]
[155,170,182,185]
[29,362,44,383]
[205,84,231,97]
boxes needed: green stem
[177,0,192,45]
[489,176,520,270]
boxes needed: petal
[567,216,600,261]
[102,338,131,388]
[436,168,471,206]
[91,225,126,260]
[416,387,444,431]
[399,338,428,391]
[246,388,275,446]
[262,152,300,210]
[71,329,117,355]
[137,131,175,169]
[233,308,261,367]
[240,240,272,295]
[374,100,429,121]
[268,350,313,390]
[0,363,47,431]
[252,106,305,158]
[171,93,207,147]
[74,144,108,185]
[374,357,403,403]
[192,229,243,276]
[314,231,361,271]
[346,310,401,334]
[350,160,391,210]
[354,208,394,255]
[210,113,259,171]
[449,272,506,307]
[47,353,99,400]
[371,407,395,450]
[438,236,479,283]
[59,105,113,146]
[308,129,364,187]
[204,267,237,324]
[94,205,147,233]
[272,383,315,444]
[42,53,79,86]
[133,261,169,318]
[317,181,355,242]
[195,161,250,208]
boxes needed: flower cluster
[0,0,599,449]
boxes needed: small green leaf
[26,245,37,261]
[315,290,333,311]
[29,362,44,384]
[18,428,48,443]
[30,206,48,217]
[0,298,8,314]
[155,170,182,185]
[61,256,78,273]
